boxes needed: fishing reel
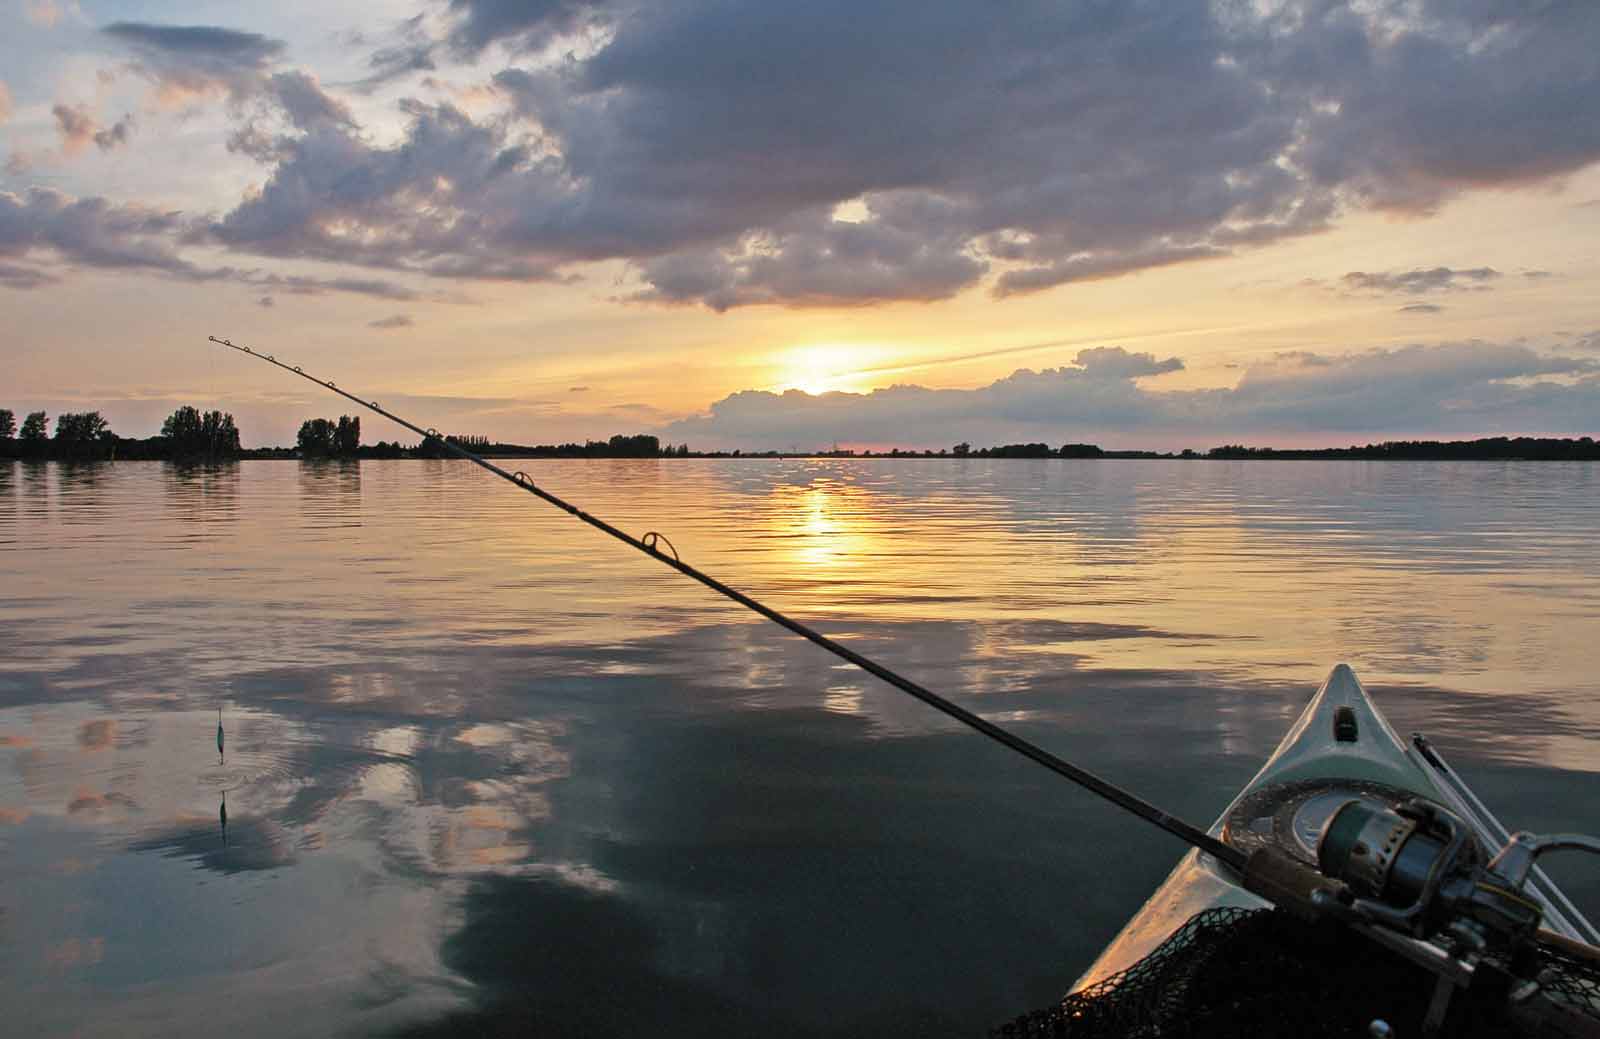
[1236,789,1600,1034]
[1310,800,1600,1034]
[1315,798,1552,951]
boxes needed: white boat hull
[1072,663,1597,991]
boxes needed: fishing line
[206,334,1247,871]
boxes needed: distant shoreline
[205,433,1600,463]
[7,447,1599,463]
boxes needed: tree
[18,411,49,458]
[162,406,204,446]
[334,415,360,456]
[606,433,660,457]
[161,406,241,458]
[0,409,14,441]
[297,418,337,457]
[952,442,971,456]
[202,410,242,456]
[53,412,113,459]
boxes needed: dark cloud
[0,187,468,303]
[0,187,201,280]
[350,14,441,91]
[265,71,354,130]
[1342,267,1501,295]
[130,814,298,873]
[102,22,288,104]
[664,341,1600,449]
[630,209,986,310]
[102,23,286,64]
[0,261,58,289]
[368,313,414,329]
[47,101,134,156]
[210,99,565,281]
[256,294,275,307]
[8,3,1580,314]
[1072,346,1184,380]
[93,113,136,151]
[994,244,1231,298]
[183,1,1600,309]
[1276,0,1600,212]
[51,103,97,154]
[445,0,610,56]
[240,272,438,302]
[359,44,437,90]
[1523,270,1554,280]
[1399,303,1444,314]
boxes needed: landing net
[994,907,1600,1038]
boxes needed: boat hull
[1074,664,1477,991]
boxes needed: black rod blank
[206,335,1247,871]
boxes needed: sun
[777,344,866,396]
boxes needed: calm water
[2,458,1598,1036]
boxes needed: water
[1,458,1597,1036]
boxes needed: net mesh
[994,908,1600,1038]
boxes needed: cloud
[1,2,1587,313]
[93,113,135,151]
[352,15,438,91]
[0,81,12,126]
[0,188,466,302]
[629,209,986,310]
[0,187,201,280]
[210,99,565,281]
[102,22,285,67]
[233,268,467,302]
[1342,267,1501,295]
[0,261,59,289]
[663,341,1600,449]
[1398,302,1444,314]
[257,294,274,307]
[102,21,288,104]
[359,43,437,90]
[265,71,354,130]
[445,0,610,56]
[174,1,1600,309]
[1072,346,1184,379]
[368,313,414,329]
[51,103,96,155]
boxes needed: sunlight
[771,481,877,572]
[775,343,871,396]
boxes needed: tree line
[0,406,677,461]
[1203,437,1600,461]
[0,406,244,461]
[4,405,1594,462]
[1,408,123,460]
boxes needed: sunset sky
[3,0,1599,450]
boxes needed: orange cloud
[78,719,116,751]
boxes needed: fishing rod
[206,334,1247,871]
[210,335,1600,1032]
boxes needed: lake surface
[2,458,1598,1037]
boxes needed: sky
[2,0,1599,451]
